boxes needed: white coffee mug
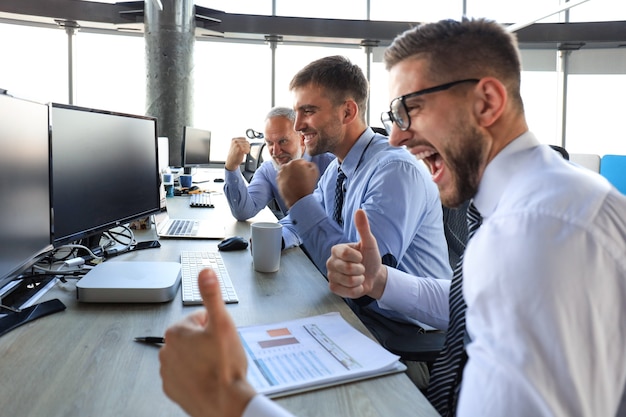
[250,222,283,272]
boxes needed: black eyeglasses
[381,78,480,134]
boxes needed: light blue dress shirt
[281,127,452,284]
[224,152,335,221]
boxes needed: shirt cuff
[224,168,243,182]
[242,394,295,417]
[378,266,415,310]
[289,194,327,236]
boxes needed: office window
[196,0,271,15]
[74,32,146,115]
[520,71,560,146]
[466,0,562,23]
[274,44,367,112]
[370,0,463,22]
[0,22,67,104]
[565,48,626,156]
[194,40,271,162]
[569,0,626,22]
[566,73,626,156]
[369,59,391,130]
[276,0,366,19]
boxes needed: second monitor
[50,103,161,247]
[181,126,211,173]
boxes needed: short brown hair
[289,55,369,121]
[384,18,524,111]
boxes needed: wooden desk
[0,193,438,417]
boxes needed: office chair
[241,141,265,183]
[371,126,389,136]
[382,200,470,364]
[549,145,570,160]
[600,154,626,195]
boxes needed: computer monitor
[0,94,53,292]
[50,103,161,247]
[181,126,211,170]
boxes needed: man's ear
[473,77,507,128]
[342,99,359,125]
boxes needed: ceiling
[0,0,625,50]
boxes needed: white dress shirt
[384,132,626,416]
[241,131,626,416]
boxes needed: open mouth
[414,149,445,182]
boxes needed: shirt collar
[472,131,540,219]
[339,128,375,178]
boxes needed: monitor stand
[1,275,57,309]
[0,299,66,338]
[0,277,66,338]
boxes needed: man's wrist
[227,382,257,417]
[370,265,388,300]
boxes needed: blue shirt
[281,127,452,281]
[224,152,335,221]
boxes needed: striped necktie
[333,166,346,226]
[426,202,482,416]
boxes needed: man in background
[223,106,334,221]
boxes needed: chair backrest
[442,201,470,269]
[549,145,569,160]
[600,154,626,195]
[241,141,265,183]
[570,153,601,173]
[371,126,388,136]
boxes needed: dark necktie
[333,166,347,226]
[426,202,482,416]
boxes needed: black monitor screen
[182,126,211,168]
[0,94,52,288]
[50,104,161,246]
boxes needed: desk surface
[0,191,437,417]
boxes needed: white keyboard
[189,193,214,208]
[180,251,239,305]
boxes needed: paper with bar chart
[240,312,406,397]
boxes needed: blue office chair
[600,154,626,195]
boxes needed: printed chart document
[241,312,406,398]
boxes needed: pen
[134,336,165,344]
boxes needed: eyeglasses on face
[381,78,480,134]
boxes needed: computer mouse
[188,185,200,192]
[218,236,248,251]
[214,178,225,183]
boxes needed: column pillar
[145,0,195,167]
